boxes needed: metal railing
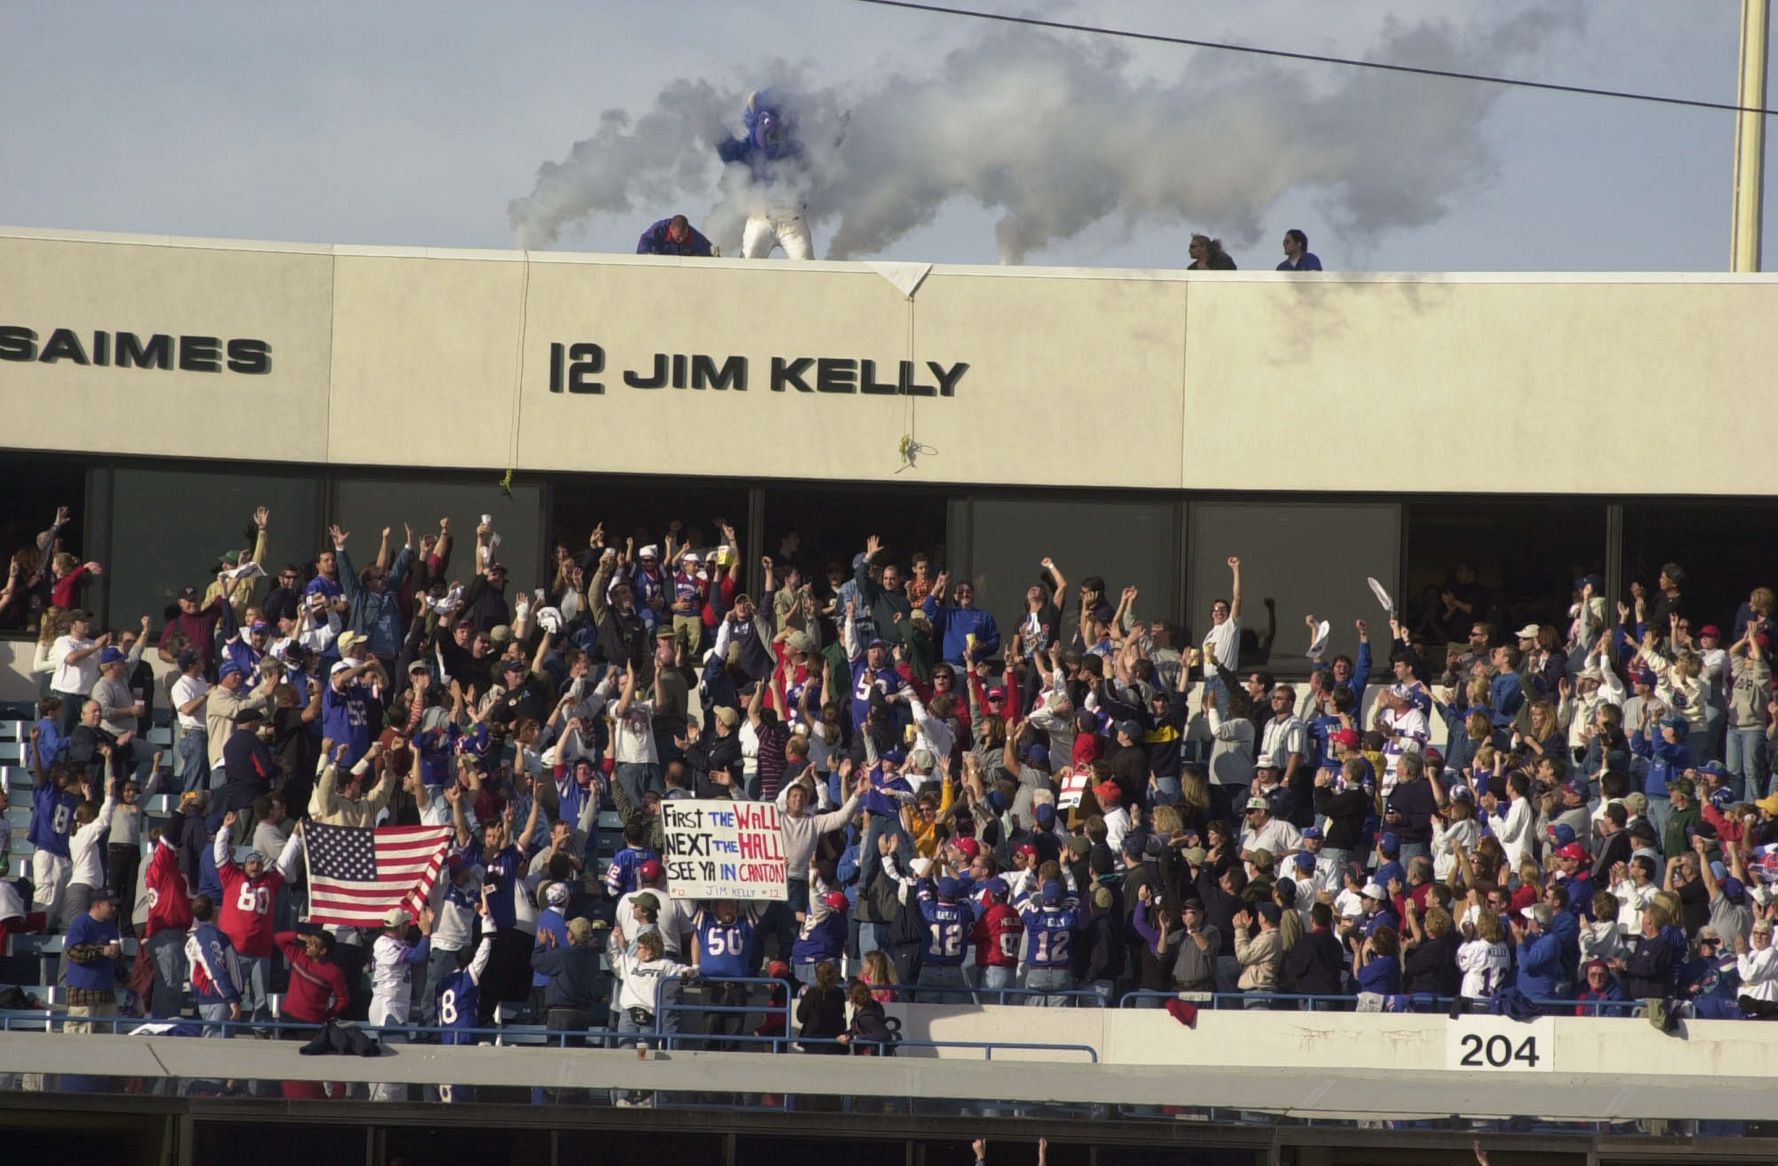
[1117,990,1651,1016]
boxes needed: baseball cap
[1547,823,1577,846]
[233,707,265,726]
[1041,880,1064,905]
[1699,624,1723,638]
[953,837,982,860]
[985,687,1006,703]
[1361,883,1387,900]
[1521,903,1553,926]
[176,648,201,671]
[97,646,126,666]
[567,917,597,942]
[178,586,201,600]
[1120,834,1144,859]
[1722,876,1748,904]
[1256,901,1282,924]
[1294,852,1316,870]
[336,630,366,654]
[823,891,849,912]
[639,859,665,883]
[1379,832,1400,855]
[383,907,412,928]
[1514,624,1540,639]
[1699,760,1731,778]
[1023,743,1050,768]
[1556,843,1588,862]
[1634,670,1657,688]
[936,876,960,901]
[1245,796,1270,811]
[1013,842,1038,859]
[1330,729,1360,749]
[1301,826,1323,840]
[1034,803,1056,824]
[1097,785,1124,807]
[501,658,526,674]
[713,706,740,729]
[546,882,571,907]
[1758,794,1778,817]
[880,746,906,765]
[1117,719,1142,739]
[249,620,269,634]
[68,608,94,622]
[984,877,1009,898]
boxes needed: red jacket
[275,931,351,1023]
[144,838,194,937]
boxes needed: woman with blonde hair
[1175,767,1213,829]
[859,949,898,1004]
[1431,790,1481,882]
[31,606,68,697]
[1457,908,1511,999]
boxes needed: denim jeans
[915,963,970,1004]
[977,964,1016,1003]
[148,928,189,1019]
[1022,966,1074,1006]
[1646,794,1674,840]
[175,726,210,795]
[239,954,271,1024]
[198,1001,235,1038]
[857,920,889,962]
[1725,729,1767,802]
[615,762,663,807]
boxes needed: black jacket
[1402,932,1460,996]
[1313,786,1370,851]
[1282,928,1345,996]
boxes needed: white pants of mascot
[741,208,812,259]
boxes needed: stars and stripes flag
[302,822,454,926]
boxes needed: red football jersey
[144,839,194,937]
[973,901,1024,968]
[217,858,286,957]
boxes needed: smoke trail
[508,3,1582,261]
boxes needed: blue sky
[3,0,1770,271]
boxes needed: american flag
[302,822,454,926]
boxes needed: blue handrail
[1117,989,1648,1016]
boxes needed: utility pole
[1730,0,1769,271]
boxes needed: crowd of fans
[3,502,1778,1055]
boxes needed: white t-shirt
[172,674,211,731]
[613,700,658,765]
[69,793,118,889]
[1203,619,1240,672]
[50,635,99,696]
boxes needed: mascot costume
[717,90,815,260]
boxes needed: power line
[846,0,1778,118]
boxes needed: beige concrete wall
[4,227,1775,495]
[0,232,334,461]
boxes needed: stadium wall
[4,226,1776,496]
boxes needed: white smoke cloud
[509,3,1582,262]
